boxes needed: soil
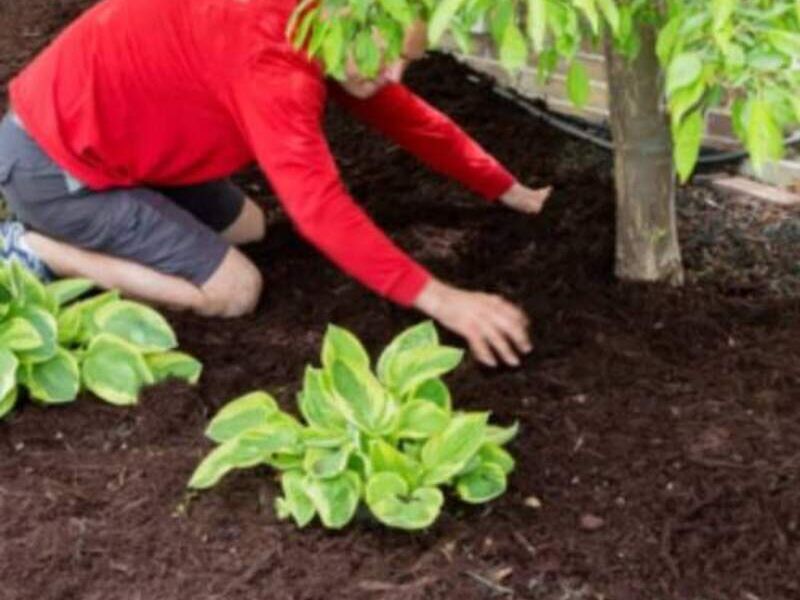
[2,2,800,600]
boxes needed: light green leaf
[94,300,177,352]
[656,16,682,66]
[366,472,443,530]
[0,347,19,404]
[205,391,279,443]
[304,470,361,529]
[674,109,704,183]
[81,333,154,406]
[526,0,547,53]
[668,79,706,128]
[595,0,620,35]
[45,278,94,307]
[322,324,370,371]
[322,19,346,77]
[566,61,590,108]
[57,290,121,346]
[0,386,17,419]
[353,30,382,78]
[13,306,57,364]
[477,444,515,474]
[377,321,438,385]
[456,462,507,504]
[368,438,420,487]
[299,367,347,430]
[421,412,488,485]
[485,421,520,446]
[747,99,785,172]
[0,317,43,352]
[304,445,353,479]
[429,0,468,45]
[302,426,351,449]
[574,0,599,34]
[189,427,299,489]
[385,345,464,398]
[411,378,451,411]
[25,348,79,405]
[275,470,316,527]
[146,352,202,385]
[329,359,394,435]
[10,260,47,306]
[379,0,415,27]
[712,0,735,32]
[395,399,450,440]
[499,21,529,71]
[666,52,703,96]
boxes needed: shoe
[0,220,53,282]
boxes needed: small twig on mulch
[464,570,515,596]
[358,575,438,593]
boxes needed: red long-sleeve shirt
[10,0,515,305]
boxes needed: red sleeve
[231,67,429,306]
[329,82,516,201]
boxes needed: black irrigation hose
[479,76,800,166]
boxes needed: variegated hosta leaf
[321,324,370,371]
[275,470,316,527]
[81,334,154,406]
[93,300,177,352]
[368,438,421,488]
[365,471,444,530]
[57,290,121,345]
[0,316,43,352]
[376,321,438,384]
[329,359,396,435]
[9,260,47,306]
[303,444,353,479]
[384,345,464,398]
[304,470,361,529]
[0,348,19,407]
[205,391,279,443]
[12,305,58,364]
[395,399,450,440]
[456,462,507,504]
[25,347,80,405]
[298,366,347,430]
[485,421,520,446]
[411,378,451,411]
[0,386,18,419]
[421,412,488,486]
[45,278,95,308]
[146,352,202,385]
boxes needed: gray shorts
[0,112,245,286]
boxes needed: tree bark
[604,25,684,284]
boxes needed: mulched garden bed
[1,2,799,599]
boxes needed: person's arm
[329,82,516,200]
[231,67,429,306]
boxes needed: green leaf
[499,21,529,72]
[365,472,443,530]
[13,306,57,364]
[275,470,316,527]
[456,462,507,504]
[304,470,361,529]
[0,316,43,352]
[379,0,415,27]
[526,0,547,53]
[302,426,351,449]
[299,367,347,430]
[205,391,279,443]
[668,79,706,128]
[395,399,450,440]
[386,345,463,398]
[485,421,520,446]
[477,443,516,474]
[45,278,94,307]
[656,17,682,67]
[93,300,177,352]
[57,290,121,346]
[712,0,735,32]
[304,445,353,479]
[412,378,451,411]
[25,348,80,405]
[322,324,370,371]
[377,321,438,385]
[189,428,299,489]
[368,438,421,487]
[767,30,800,57]
[595,0,620,35]
[10,260,47,306]
[353,30,382,78]
[429,0,468,44]
[666,52,703,96]
[566,61,590,108]
[146,352,202,385]
[574,0,599,34]
[747,99,785,173]
[81,334,154,406]
[0,347,19,404]
[329,359,394,435]
[322,19,346,77]
[421,412,488,485]
[0,386,17,419]
[674,109,704,183]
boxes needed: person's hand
[499,182,553,214]
[414,278,532,368]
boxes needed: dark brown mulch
[1,2,799,600]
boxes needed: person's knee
[198,249,263,318]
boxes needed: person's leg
[24,232,261,317]
[156,180,266,246]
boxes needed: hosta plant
[189,322,518,531]
[0,259,201,418]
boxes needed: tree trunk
[604,25,684,284]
